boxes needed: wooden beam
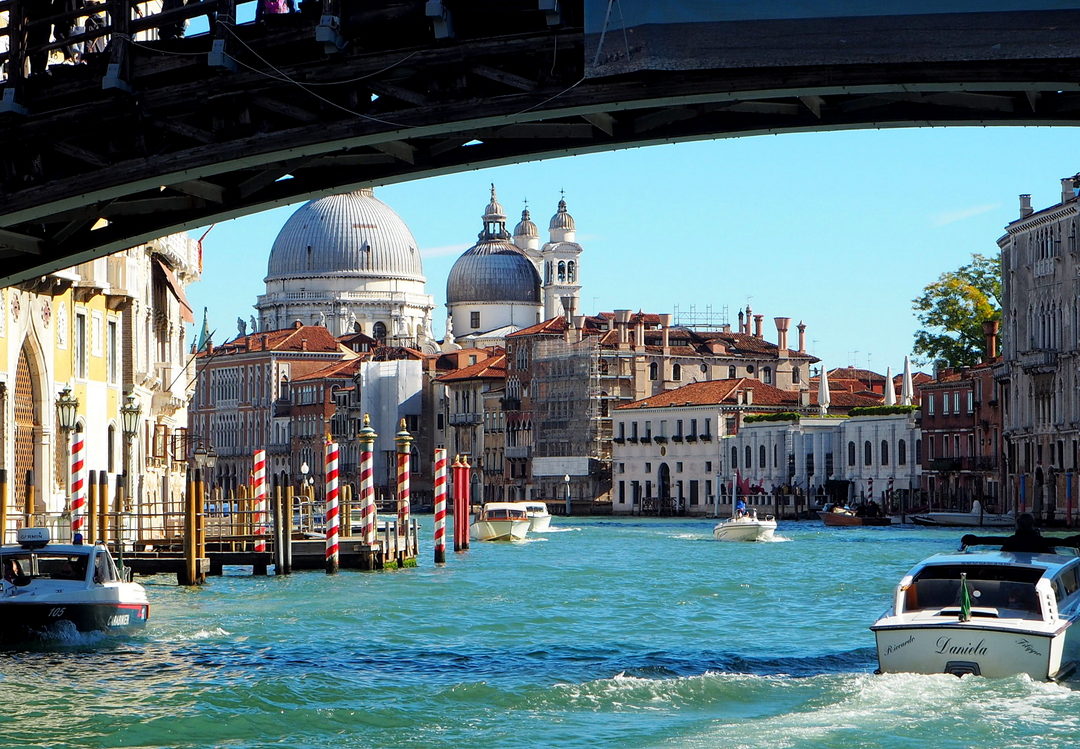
[53,141,111,168]
[487,123,594,139]
[471,64,537,92]
[99,197,201,218]
[367,82,428,106]
[372,140,416,164]
[0,228,44,255]
[170,179,227,204]
[799,95,824,119]
[582,112,615,136]
[251,96,320,124]
[157,118,216,145]
[632,107,697,134]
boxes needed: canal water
[3,518,1080,748]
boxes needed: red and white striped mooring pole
[395,420,413,555]
[70,426,86,542]
[433,448,447,564]
[324,438,340,574]
[358,415,377,547]
[253,450,267,553]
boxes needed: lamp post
[119,394,140,543]
[564,473,571,516]
[56,387,80,535]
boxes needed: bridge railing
[0,0,269,91]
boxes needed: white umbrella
[884,366,896,405]
[900,356,914,406]
[818,365,831,415]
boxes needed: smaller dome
[446,242,541,304]
[514,208,538,238]
[483,184,506,224]
[549,197,576,231]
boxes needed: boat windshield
[484,508,527,520]
[1,551,90,582]
[905,564,1044,617]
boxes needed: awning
[153,257,194,323]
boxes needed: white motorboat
[871,545,1080,680]
[521,502,552,533]
[470,503,531,542]
[910,500,1015,528]
[1,528,149,643]
[712,509,777,542]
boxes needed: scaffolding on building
[673,304,729,330]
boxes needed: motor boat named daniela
[909,500,1015,528]
[1,528,149,642]
[871,542,1080,680]
[470,503,531,542]
[713,509,777,542]
[521,502,552,533]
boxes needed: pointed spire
[901,356,914,406]
[884,366,896,406]
[479,183,509,240]
[197,307,211,352]
[818,365,831,415]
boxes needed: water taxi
[521,502,552,533]
[909,500,1014,528]
[1,528,149,642]
[470,503,531,542]
[871,545,1080,679]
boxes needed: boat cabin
[479,506,528,521]
[895,552,1080,623]
[2,529,122,587]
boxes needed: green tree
[912,253,1001,367]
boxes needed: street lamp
[564,473,571,516]
[56,387,80,531]
[119,394,140,519]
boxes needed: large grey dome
[266,190,425,282]
[446,241,541,304]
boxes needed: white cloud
[931,203,1000,227]
[420,243,471,259]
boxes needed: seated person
[962,513,1059,554]
[3,558,23,583]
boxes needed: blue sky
[185,126,1078,376]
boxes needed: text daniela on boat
[1,528,149,642]
[871,541,1080,679]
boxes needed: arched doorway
[657,463,671,516]
[13,344,41,515]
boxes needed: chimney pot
[1020,193,1033,218]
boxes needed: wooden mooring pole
[0,469,8,545]
[23,470,33,530]
[283,483,293,575]
[182,470,197,586]
[433,448,447,564]
[87,469,98,545]
[98,471,109,547]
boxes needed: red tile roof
[206,323,345,356]
[438,354,508,382]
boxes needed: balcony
[501,397,521,410]
[613,437,625,444]
[698,434,713,442]
[640,435,652,443]
[653,436,667,444]
[505,446,532,459]
[684,435,698,443]
[1034,256,1056,278]
[449,412,483,426]
[1019,349,1058,374]
[672,435,683,443]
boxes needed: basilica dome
[265,189,425,282]
[447,186,540,305]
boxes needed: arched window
[763,367,773,384]
[864,441,872,466]
[898,439,907,466]
[731,447,738,469]
[728,366,736,379]
[107,424,116,473]
[545,261,553,284]
[649,362,658,381]
[848,441,856,466]
[881,440,889,466]
[567,260,576,282]
[558,261,566,282]
[758,444,766,467]
[744,445,752,468]
[372,321,387,342]
[672,363,681,381]
[792,367,800,384]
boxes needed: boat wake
[540,527,581,533]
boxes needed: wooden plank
[0,228,44,255]
[53,141,112,168]
[471,64,537,92]
[170,179,227,203]
[582,112,616,135]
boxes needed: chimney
[300,337,308,351]
[753,315,764,338]
[615,309,631,348]
[660,313,672,352]
[635,316,645,349]
[745,388,753,406]
[745,305,753,334]
[561,295,576,323]
[982,319,1000,360]
[293,320,303,329]
[1020,194,1033,218]
[1063,177,1078,204]
[774,317,791,353]
[737,309,745,334]
[796,321,807,354]
[800,389,810,407]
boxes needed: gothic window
[672,363,681,381]
[567,261,576,282]
[848,441,856,466]
[649,362,658,381]
[864,441,872,466]
[558,261,566,283]
[745,445,752,468]
[731,447,738,469]
[881,440,889,466]
[898,439,907,466]
[373,321,387,342]
[758,444,766,467]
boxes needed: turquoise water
[3,518,1080,748]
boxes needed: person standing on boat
[735,498,747,518]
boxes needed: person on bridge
[257,0,296,22]
[160,0,218,41]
